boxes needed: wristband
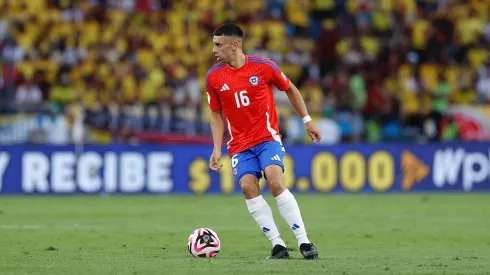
[302,115,312,124]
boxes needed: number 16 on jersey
[234,90,249,108]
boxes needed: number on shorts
[231,154,238,168]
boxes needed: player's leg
[233,151,288,259]
[264,165,318,259]
[239,174,289,259]
[257,141,318,259]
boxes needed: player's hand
[209,150,223,171]
[305,121,322,143]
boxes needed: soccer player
[206,23,321,260]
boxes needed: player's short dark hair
[213,23,244,38]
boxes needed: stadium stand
[0,0,489,144]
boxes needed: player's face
[212,35,236,63]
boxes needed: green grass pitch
[0,194,489,274]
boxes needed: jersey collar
[226,55,249,71]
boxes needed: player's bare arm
[285,82,322,142]
[209,110,224,170]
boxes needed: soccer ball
[187,228,221,258]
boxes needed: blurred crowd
[0,0,489,144]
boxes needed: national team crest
[249,75,259,86]
[232,168,238,176]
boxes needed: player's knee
[266,176,285,190]
[264,166,285,186]
[239,174,260,197]
[267,179,286,197]
[239,178,257,192]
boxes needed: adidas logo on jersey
[271,154,281,161]
[220,83,230,92]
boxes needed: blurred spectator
[15,77,43,109]
[477,66,490,103]
[440,116,461,142]
[432,72,452,115]
[0,0,488,145]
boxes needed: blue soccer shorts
[231,141,286,184]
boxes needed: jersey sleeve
[206,72,221,111]
[263,59,290,91]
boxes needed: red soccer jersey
[206,55,291,156]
